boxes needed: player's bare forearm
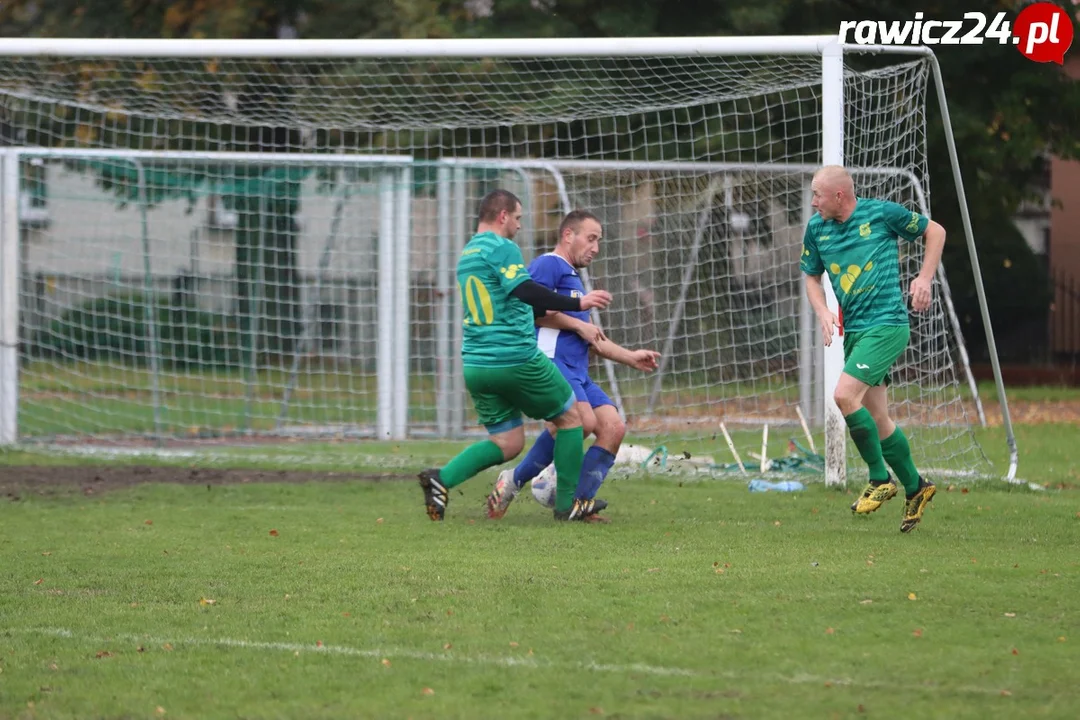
[537,311,606,345]
[805,273,840,344]
[592,338,633,365]
[591,338,660,372]
[535,312,584,332]
[917,220,946,281]
[805,274,831,319]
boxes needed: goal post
[0,152,16,446]
[0,35,1016,483]
[821,42,847,487]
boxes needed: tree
[1,0,311,361]
[0,0,305,38]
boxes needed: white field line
[11,627,1013,694]
[17,627,697,677]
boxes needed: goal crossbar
[0,36,843,58]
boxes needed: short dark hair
[477,189,522,223]
[558,209,601,240]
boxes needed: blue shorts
[553,359,613,409]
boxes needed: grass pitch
[2,423,1079,718]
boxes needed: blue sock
[574,445,617,500]
[513,430,555,488]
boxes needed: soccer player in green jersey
[418,189,613,522]
[801,166,946,532]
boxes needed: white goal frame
[0,35,1018,483]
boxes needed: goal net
[0,39,997,479]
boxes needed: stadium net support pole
[449,167,467,437]
[436,166,452,438]
[925,51,1018,481]
[243,191,266,433]
[134,159,164,441]
[393,167,412,440]
[377,171,395,440]
[821,41,847,487]
[0,151,18,446]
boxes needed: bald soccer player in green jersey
[801,166,946,533]
[418,189,613,522]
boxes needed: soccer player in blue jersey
[485,210,661,520]
[801,165,946,532]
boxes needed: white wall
[23,165,397,280]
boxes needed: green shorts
[843,324,910,387]
[463,351,575,433]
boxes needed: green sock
[553,426,584,513]
[440,440,505,489]
[844,407,890,482]
[880,426,921,496]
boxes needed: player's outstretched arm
[909,220,946,312]
[535,311,606,345]
[591,337,660,372]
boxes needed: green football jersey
[456,230,537,367]
[800,198,929,332]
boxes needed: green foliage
[0,0,306,39]
[30,292,242,370]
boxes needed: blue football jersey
[527,252,591,373]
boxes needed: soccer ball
[530,464,557,508]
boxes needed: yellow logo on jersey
[500,263,525,280]
[829,260,875,294]
[859,223,871,237]
[905,212,920,233]
[803,246,811,257]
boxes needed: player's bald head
[810,165,858,221]
[813,165,854,195]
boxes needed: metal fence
[1050,268,1080,363]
